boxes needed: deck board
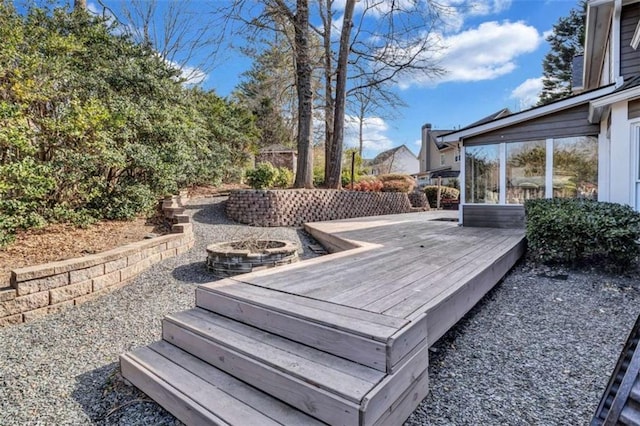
[229,212,524,330]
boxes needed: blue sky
[89,0,580,159]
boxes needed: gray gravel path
[0,197,638,425]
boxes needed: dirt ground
[0,218,167,286]
[0,184,248,287]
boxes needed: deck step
[196,280,427,372]
[160,307,429,426]
[120,340,325,426]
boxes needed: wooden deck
[121,211,526,425]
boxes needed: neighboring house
[440,0,640,228]
[255,144,297,173]
[368,145,419,175]
[418,109,511,187]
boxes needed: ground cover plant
[525,198,640,271]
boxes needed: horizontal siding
[462,205,525,229]
[464,104,598,146]
[621,2,640,79]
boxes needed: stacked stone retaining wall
[0,194,194,327]
[226,189,412,227]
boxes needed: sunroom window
[465,144,499,204]
[506,140,546,204]
[553,136,598,200]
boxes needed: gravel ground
[0,196,639,425]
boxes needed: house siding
[463,104,599,146]
[462,205,525,228]
[620,2,640,79]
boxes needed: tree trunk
[326,0,356,189]
[358,116,364,158]
[322,1,334,186]
[293,0,314,188]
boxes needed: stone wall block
[69,264,105,284]
[104,257,128,274]
[14,273,70,296]
[0,314,22,327]
[0,288,17,302]
[15,291,50,313]
[92,271,122,292]
[50,280,92,304]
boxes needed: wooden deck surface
[202,211,526,346]
[123,210,527,425]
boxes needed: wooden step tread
[196,282,427,373]
[120,340,326,426]
[198,280,407,339]
[164,308,384,402]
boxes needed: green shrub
[99,183,157,220]
[378,174,415,193]
[273,167,293,188]
[525,198,640,271]
[246,162,278,189]
[423,185,460,207]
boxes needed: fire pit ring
[206,239,299,278]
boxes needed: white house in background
[367,145,419,175]
[440,0,640,228]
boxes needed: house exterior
[418,109,511,187]
[441,0,640,228]
[418,124,458,186]
[368,144,419,175]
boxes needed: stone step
[120,340,325,426]
[196,281,427,373]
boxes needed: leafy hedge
[0,4,259,247]
[245,163,293,189]
[525,198,640,271]
[423,186,460,207]
[378,174,415,193]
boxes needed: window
[465,145,499,204]
[506,140,546,204]
[553,136,597,199]
[440,153,446,166]
[454,147,461,163]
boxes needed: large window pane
[465,145,499,203]
[553,136,598,199]
[506,140,546,204]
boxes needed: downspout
[613,0,623,87]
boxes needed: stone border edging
[0,194,194,327]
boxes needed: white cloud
[399,20,542,88]
[436,0,512,32]
[344,115,394,157]
[180,65,208,85]
[510,77,543,110]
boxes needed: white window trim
[545,138,554,199]
[440,153,446,166]
[499,143,506,204]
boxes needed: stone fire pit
[206,239,299,278]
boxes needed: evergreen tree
[538,1,587,105]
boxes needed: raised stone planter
[206,239,299,278]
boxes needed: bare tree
[349,80,406,158]
[322,0,445,188]
[96,0,223,84]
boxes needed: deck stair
[121,278,431,426]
